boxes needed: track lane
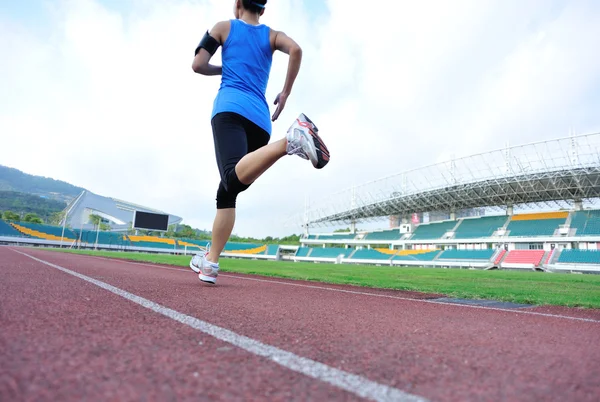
[0,248,369,402]
[6,248,600,402]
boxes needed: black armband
[194,31,220,56]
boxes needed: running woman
[189,0,330,284]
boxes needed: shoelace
[286,129,309,160]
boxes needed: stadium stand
[78,230,127,246]
[438,249,495,260]
[557,249,600,264]
[223,242,262,251]
[493,249,507,265]
[396,250,436,257]
[571,210,600,236]
[11,222,77,241]
[410,221,457,240]
[295,247,312,257]
[18,222,77,238]
[350,249,394,260]
[363,229,402,241]
[177,239,208,250]
[506,212,568,237]
[393,250,440,261]
[5,203,600,272]
[453,216,508,239]
[374,248,401,255]
[265,244,279,256]
[227,244,267,255]
[0,220,22,237]
[502,250,545,266]
[128,235,177,250]
[316,233,357,241]
[309,247,352,258]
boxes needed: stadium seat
[11,222,77,241]
[295,247,311,257]
[313,233,357,241]
[0,220,23,237]
[393,250,440,261]
[571,210,600,236]
[177,239,209,250]
[16,222,77,239]
[410,221,457,240]
[511,212,568,221]
[438,249,495,260]
[557,249,600,264]
[265,245,279,256]
[502,250,545,265]
[128,235,177,250]
[78,230,126,246]
[506,212,567,237]
[493,249,506,265]
[363,229,402,241]
[226,244,267,255]
[350,249,394,260]
[309,247,352,258]
[223,242,262,251]
[453,216,508,239]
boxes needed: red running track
[1,247,599,402]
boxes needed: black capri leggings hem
[211,112,270,209]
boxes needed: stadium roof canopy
[301,132,600,227]
[62,190,183,231]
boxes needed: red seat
[503,250,545,265]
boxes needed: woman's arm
[271,30,303,121]
[191,21,229,76]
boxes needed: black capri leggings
[211,112,271,209]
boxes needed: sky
[1,0,600,238]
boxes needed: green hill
[0,191,67,222]
[0,165,85,202]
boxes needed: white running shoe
[189,249,219,284]
[286,113,330,169]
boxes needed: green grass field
[44,248,600,309]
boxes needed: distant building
[427,208,487,223]
[61,190,182,232]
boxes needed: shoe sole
[309,129,330,169]
[199,274,217,284]
[189,261,200,274]
[297,114,329,169]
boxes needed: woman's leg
[234,138,287,185]
[206,196,235,264]
[206,113,278,264]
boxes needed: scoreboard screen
[133,211,169,231]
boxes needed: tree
[99,223,111,231]
[49,211,66,226]
[177,224,196,238]
[89,214,102,230]
[0,191,67,221]
[166,225,176,237]
[2,211,20,221]
[279,234,300,245]
[23,213,43,224]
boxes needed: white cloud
[1,0,599,237]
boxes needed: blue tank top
[212,19,273,135]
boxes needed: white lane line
[29,251,600,324]
[219,275,600,324]
[12,249,427,402]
